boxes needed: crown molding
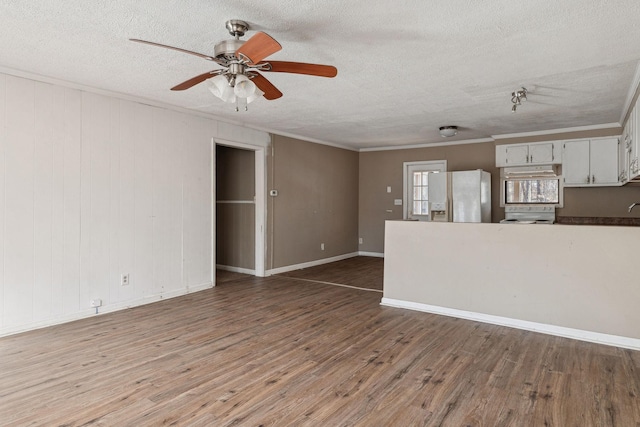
[0,65,280,139]
[256,128,358,151]
[359,137,494,152]
[492,123,621,140]
[620,60,640,124]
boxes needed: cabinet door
[563,140,591,186]
[504,145,529,165]
[630,102,640,179]
[631,136,640,178]
[495,145,508,167]
[590,138,619,185]
[529,142,555,164]
[619,129,629,183]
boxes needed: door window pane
[411,172,430,214]
[404,160,447,219]
[413,201,422,215]
[414,187,421,200]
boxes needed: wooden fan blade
[130,38,215,62]
[263,61,338,78]
[235,32,282,64]
[171,70,223,91]
[250,73,283,100]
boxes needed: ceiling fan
[130,19,338,110]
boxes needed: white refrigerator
[428,170,491,223]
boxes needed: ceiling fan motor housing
[228,62,247,77]
[214,39,245,63]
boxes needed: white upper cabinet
[504,144,528,165]
[628,97,640,181]
[619,111,632,183]
[563,140,591,185]
[563,138,620,187]
[496,141,561,167]
[528,143,556,164]
[590,138,620,185]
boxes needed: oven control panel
[503,205,556,223]
[505,205,555,213]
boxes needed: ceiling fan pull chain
[235,97,249,112]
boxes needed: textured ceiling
[1,0,639,149]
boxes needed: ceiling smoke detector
[439,126,458,137]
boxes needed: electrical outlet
[121,274,129,286]
[359,237,363,245]
[90,299,102,308]
[320,243,325,251]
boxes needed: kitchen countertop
[556,216,640,226]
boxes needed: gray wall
[358,142,499,254]
[216,145,255,270]
[358,127,640,254]
[268,135,359,269]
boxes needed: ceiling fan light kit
[207,74,265,111]
[130,19,337,112]
[439,126,458,137]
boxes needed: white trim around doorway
[214,138,267,277]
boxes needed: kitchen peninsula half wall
[382,221,640,350]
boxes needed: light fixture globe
[208,75,236,103]
[246,87,264,104]
[439,126,458,137]
[234,74,257,98]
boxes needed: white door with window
[403,160,447,220]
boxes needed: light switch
[386,186,391,193]
[394,199,402,205]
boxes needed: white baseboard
[216,264,256,275]
[380,297,640,351]
[266,252,359,276]
[358,251,384,258]
[0,282,213,338]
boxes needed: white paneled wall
[0,72,269,336]
[0,73,4,327]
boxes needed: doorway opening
[214,139,266,278]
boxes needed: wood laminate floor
[1,257,639,426]
[276,256,383,292]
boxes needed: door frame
[402,160,447,220]
[214,138,267,277]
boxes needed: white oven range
[499,205,555,224]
